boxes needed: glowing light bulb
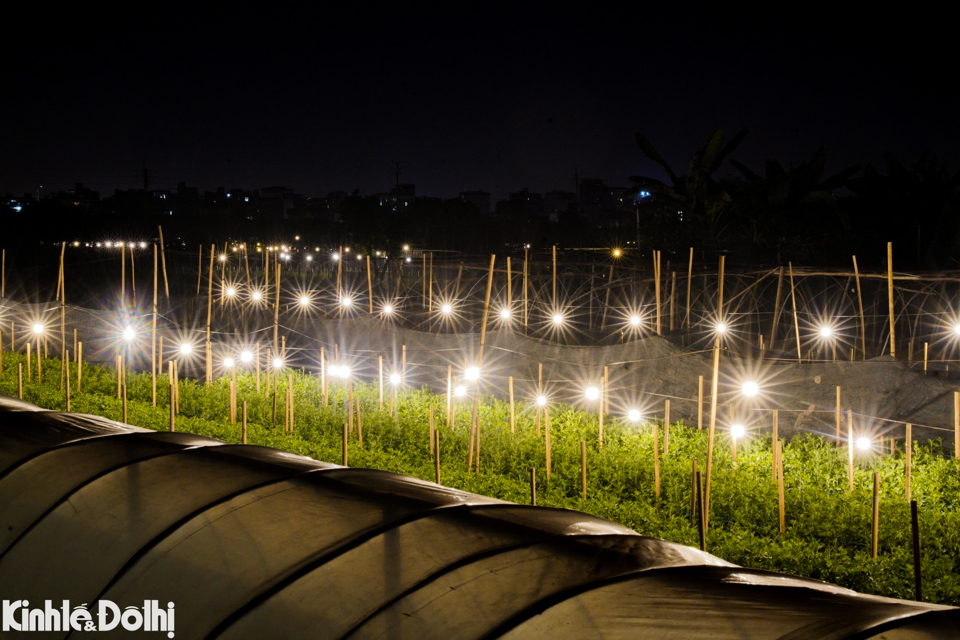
[383,304,394,315]
[613,248,621,257]
[731,424,746,439]
[226,287,236,297]
[273,357,283,369]
[223,357,235,369]
[536,395,547,406]
[953,324,960,336]
[306,255,313,261]
[32,323,44,335]
[819,325,834,338]
[389,373,402,385]
[338,366,351,378]
[299,295,311,307]
[585,386,600,401]
[465,366,480,382]
[500,308,511,320]
[332,253,340,261]
[454,385,467,397]
[552,314,564,325]
[441,304,452,315]
[405,257,411,263]
[179,343,193,355]
[122,326,135,341]
[742,381,759,397]
[219,254,226,262]
[857,436,871,451]
[139,242,147,249]
[403,244,410,251]
[240,350,253,363]
[715,322,728,334]
[629,315,641,327]
[628,409,641,422]
[341,296,353,308]
[251,290,263,301]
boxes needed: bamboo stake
[26,342,31,381]
[1,249,4,298]
[580,440,587,499]
[603,365,610,414]
[769,409,779,481]
[120,243,125,308]
[152,245,157,406]
[690,460,698,522]
[18,363,23,399]
[601,264,613,329]
[769,266,784,350]
[653,422,661,499]
[696,470,706,551]
[428,252,433,312]
[169,377,175,432]
[788,262,801,362]
[777,440,785,533]
[434,429,441,484]
[242,402,247,444]
[670,271,676,331]
[663,399,670,455]
[697,375,704,430]
[158,226,169,299]
[598,377,604,448]
[77,341,82,390]
[206,245,215,384]
[545,405,552,479]
[367,255,373,313]
[402,344,406,381]
[273,260,281,355]
[65,350,70,411]
[924,342,928,372]
[655,250,661,334]
[342,423,348,466]
[906,423,912,502]
[378,355,383,410]
[477,254,496,366]
[853,256,865,358]
[196,244,203,295]
[422,252,427,308]
[872,472,881,558]
[446,365,452,426]
[887,242,896,358]
[848,409,854,492]
[429,404,435,454]
[508,376,515,434]
[467,395,477,472]
[229,379,237,423]
[523,246,529,331]
[256,343,261,393]
[911,500,922,601]
[956,391,960,459]
[552,245,557,307]
[836,386,842,442]
[704,346,720,532]
[506,256,512,308]
[685,247,693,328]
[122,384,127,423]
[717,255,725,323]
[130,246,137,307]
[530,467,536,506]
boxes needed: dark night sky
[4,7,959,202]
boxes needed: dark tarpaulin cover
[0,395,956,639]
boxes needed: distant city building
[458,190,490,215]
[509,188,544,214]
[544,190,577,222]
[374,184,416,212]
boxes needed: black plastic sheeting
[0,395,957,639]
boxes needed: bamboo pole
[367,255,373,313]
[428,252,433,313]
[924,342,928,372]
[777,440,785,533]
[152,245,157,406]
[1,249,4,298]
[196,244,203,295]
[685,247,693,328]
[120,243,125,309]
[696,470,706,551]
[848,409,854,492]
[580,440,587,499]
[342,423,348,466]
[130,246,137,307]
[598,377,604,448]
[446,365,452,426]
[256,343,262,394]
[64,350,70,411]
[508,376,515,434]
[872,472,881,558]
[717,255,725,323]
[523,247,529,331]
[169,377,175,432]
[545,405,552,479]
[402,344,406,381]
[530,467,537,506]
[157,226,169,299]
[477,254,496,366]
[655,250,661,334]
[670,271,676,331]
[206,245,215,384]
[242,402,247,444]
[853,256,865,358]
[769,266,784,350]
[26,342,30,381]
[506,256,512,308]
[467,395,478,472]
[690,460,698,522]
[230,378,237,423]
[552,245,557,307]
[788,262,801,363]
[604,365,610,415]
[429,404,435,455]
[18,363,23,399]
[663,399,670,455]
[955,391,960,459]
[77,341,82,390]
[273,259,281,355]
[704,346,720,531]
[835,386,842,442]
[906,423,912,502]
[887,242,896,358]
[122,384,127,423]
[772,409,778,481]
[356,398,363,449]
[378,355,383,410]
[653,422,661,499]
[697,375,703,430]
[601,264,613,329]
[434,429,441,484]
[911,500,922,601]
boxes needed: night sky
[5,8,959,201]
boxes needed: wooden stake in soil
[717,255,725,324]
[872,472,881,558]
[229,380,237,424]
[523,246,529,331]
[122,384,128,424]
[887,242,896,358]
[434,429,441,484]
[378,355,383,410]
[242,402,248,444]
[704,346,721,531]
[777,440,785,533]
[696,470,706,551]
[342,423,348,466]
[158,225,170,299]
[911,499,922,601]
[848,409,854,492]
[924,342,928,373]
[788,262,801,363]
[580,440,587,499]
[685,247,693,328]
[18,363,23,399]
[366,255,374,313]
[206,245,215,384]
[530,467,537,506]
[545,406,552,479]
[64,350,70,411]
[355,398,363,448]
[477,254,496,366]
[906,423,912,502]
[690,460,698,522]
[653,423,661,499]
[853,255,866,358]
[552,245,557,307]
[955,391,959,460]
[169,379,175,432]
[508,376,515,434]
[152,244,158,406]
[429,404,435,454]
[835,386,842,443]
[772,409,779,481]
[26,342,31,381]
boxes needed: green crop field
[2,351,959,606]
